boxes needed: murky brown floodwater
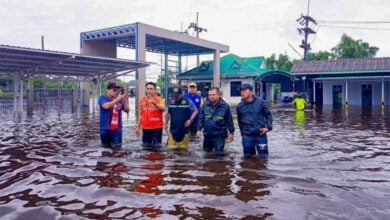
[0,99,390,219]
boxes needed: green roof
[178,54,269,79]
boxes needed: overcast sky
[1,0,389,81]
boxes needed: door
[362,84,372,106]
[315,82,323,105]
[332,85,343,106]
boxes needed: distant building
[291,58,390,107]
[178,54,297,104]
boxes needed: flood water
[0,99,390,219]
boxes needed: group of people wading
[98,81,273,158]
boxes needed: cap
[188,82,197,87]
[240,84,253,91]
[107,82,121,90]
[171,87,183,97]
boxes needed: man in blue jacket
[196,87,234,156]
[236,84,272,158]
[98,82,130,149]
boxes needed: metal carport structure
[0,44,150,115]
[80,22,229,109]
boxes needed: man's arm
[225,105,235,135]
[236,105,242,132]
[101,94,125,109]
[197,108,205,131]
[164,112,171,132]
[185,101,198,127]
[261,102,273,131]
[123,97,130,113]
[152,97,165,111]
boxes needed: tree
[307,50,334,61]
[331,34,379,59]
[265,53,293,71]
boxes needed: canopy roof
[81,22,229,56]
[0,44,151,80]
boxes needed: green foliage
[307,34,379,61]
[332,34,379,59]
[265,53,293,71]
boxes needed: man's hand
[226,133,234,143]
[135,128,141,138]
[184,119,192,127]
[116,94,126,101]
[195,131,202,138]
[260,128,269,135]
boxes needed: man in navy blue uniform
[196,87,234,156]
[236,84,272,158]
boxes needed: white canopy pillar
[382,79,385,109]
[313,81,316,107]
[135,24,146,114]
[345,80,349,108]
[213,50,221,88]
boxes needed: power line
[196,0,291,14]
[319,24,390,31]
[318,20,390,24]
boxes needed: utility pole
[188,12,207,66]
[297,0,317,60]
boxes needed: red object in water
[112,164,128,173]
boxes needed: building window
[231,81,242,97]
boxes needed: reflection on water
[0,101,390,219]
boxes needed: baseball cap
[107,82,121,90]
[188,82,197,88]
[240,84,253,91]
[170,87,183,98]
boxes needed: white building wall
[221,78,253,104]
[186,78,253,105]
[322,81,344,105]
[322,80,387,106]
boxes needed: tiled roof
[291,57,390,75]
[177,54,267,79]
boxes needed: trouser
[142,128,163,150]
[167,132,190,150]
[203,136,226,156]
[242,134,268,157]
[100,129,122,149]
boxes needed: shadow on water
[0,101,390,219]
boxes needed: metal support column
[213,50,221,87]
[345,80,348,108]
[13,74,19,114]
[27,80,34,114]
[164,53,169,105]
[313,81,316,108]
[135,24,146,116]
[382,79,385,109]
